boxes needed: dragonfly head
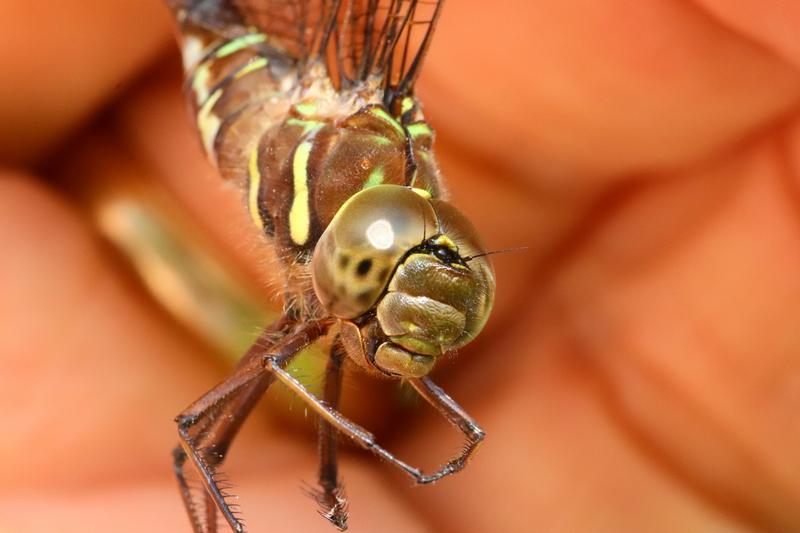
[311,185,495,377]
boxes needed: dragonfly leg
[313,338,349,530]
[406,377,485,485]
[173,370,267,533]
[173,318,330,533]
[263,355,482,486]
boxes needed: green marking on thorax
[406,122,432,139]
[233,56,268,80]
[247,146,264,230]
[363,166,385,189]
[289,141,313,245]
[294,101,318,116]
[215,33,267,59]
[369,134,393,146]
[192,61,213,104]
[401,97,415,115]
[411,187,432,200]
[196,88,224,158]
[192,33,267,105]
[287,117,325,135]
[288,123,325,245]
[367,107,405,137]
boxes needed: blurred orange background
[2,1,800,532]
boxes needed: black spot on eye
[356,258,373,277]
[356,290,373,303]
[338,254,350,269]
[377,267,389,281]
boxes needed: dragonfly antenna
[464,246,529,262]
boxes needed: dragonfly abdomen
[170,1,296,180]
[169,1,445,266]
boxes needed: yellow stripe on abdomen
[196,88,223,161]
[247,145,264,231]
[288,122,325,245]
[289,139,314,245]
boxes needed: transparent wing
[234,0,444,108]
[167,1,444,108]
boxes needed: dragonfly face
[312,184,495,377]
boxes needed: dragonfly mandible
[164,1,495,531]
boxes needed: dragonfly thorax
[247,100,441,253]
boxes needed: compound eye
[312,185,439,319]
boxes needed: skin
[1,1,800,532]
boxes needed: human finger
[0,0,172,164]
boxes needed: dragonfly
[164,1,495,531]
